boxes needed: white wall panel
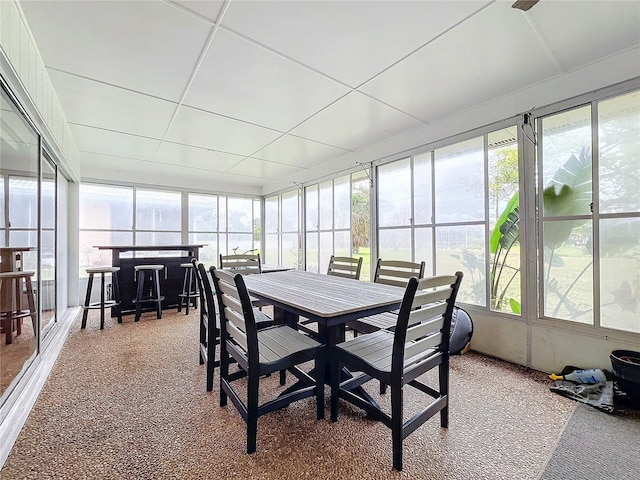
[465,308,528,366]
[0,0,80,180]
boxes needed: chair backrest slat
[219,253,262,275]
[211,267,259,366]
[392,272,463,374]
[405,305,447,342]
[404,332,443,364]
[412,286,452,310]
[327,255,363,280]
[374,259,425,287]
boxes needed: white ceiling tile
[360,2,561,123]
[165,106,282,155]
[227,157,305,181]
[21,1,212,101]
[71,125,160,161]
[173,1,226,22]
[154,142,244,171]
[290,91,423,150]
[527,1,640,70]
[184,29,350,131]
[222,0,491,87]
[81,151,265,191]
[48,70,177,139]
[252,134,349,168]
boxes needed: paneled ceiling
[20,0,640,193]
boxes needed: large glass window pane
[189,232,217,268]
[334,175,350,230]
[135,231,181,246]
[41,159,56,330]
[435,138,484,223]
[414,227,433,276]
[136,189,181,231]
[80,184,133,230]
[282,191,298,233]
[378,158,411,227]
[541,107,593,324]
[598,91,640,214]
[352,171,371,280]
[319,231,333,273]
[600,218,639,333]
[334,231,350,258]
[227,197,252,232]
[1,86,39,398]
[79,231,133,272]
[265,233,279,265]
[306,185,318,231]
[319,181,333,230]
[306,232,319,273]
[9,177,38,228]
[265,196,279,234]
[379,228,411,261]
[488,127,520,314]
[282,233,300,268]
[413,152,432,225]
[189,194,217,231]
[542,220,593,324]
[541,106,592,218]
[435,225,486,306]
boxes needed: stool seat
[133,264,164,322]
[86,266,120,274]
[178,262,198,315]
[82,266,122,329]
[1,271,37,344]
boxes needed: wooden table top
[243,270,405,320]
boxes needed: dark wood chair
[192,258,220,392]
[296,255,363,337]
[211,266,325,454]
[193,259,274,392]
[219,253,262,274]
[219,253,268,309]
[347,259,426,335]
[326,255,363,280]
[330,272,463,471]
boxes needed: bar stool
[133,265,165,322]
[0,271,37,345]
[81,266,122,330]
[177,262,198,315]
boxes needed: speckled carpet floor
[2,309,578,479]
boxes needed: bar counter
[95,245,204,315]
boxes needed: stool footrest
[82,300,120,310]
[132,296,165,303]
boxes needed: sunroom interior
[0,0,639,469]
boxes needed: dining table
[242,269,406,406]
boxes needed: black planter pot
[610,350,640,406]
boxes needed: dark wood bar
[95,245,204,315]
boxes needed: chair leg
[99,273,106,329]
[316,347,325,420]
[391,383,404,471]
[219,341,229,407]
[81,273,94,328]
[380,381,387,395]
[135,270,144,322]
[439,360,450,428]
[330,356,341,422]
[111,272,123,324]
[153,270,162,319]
[206,326,216,392]
[246,370,260,454]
